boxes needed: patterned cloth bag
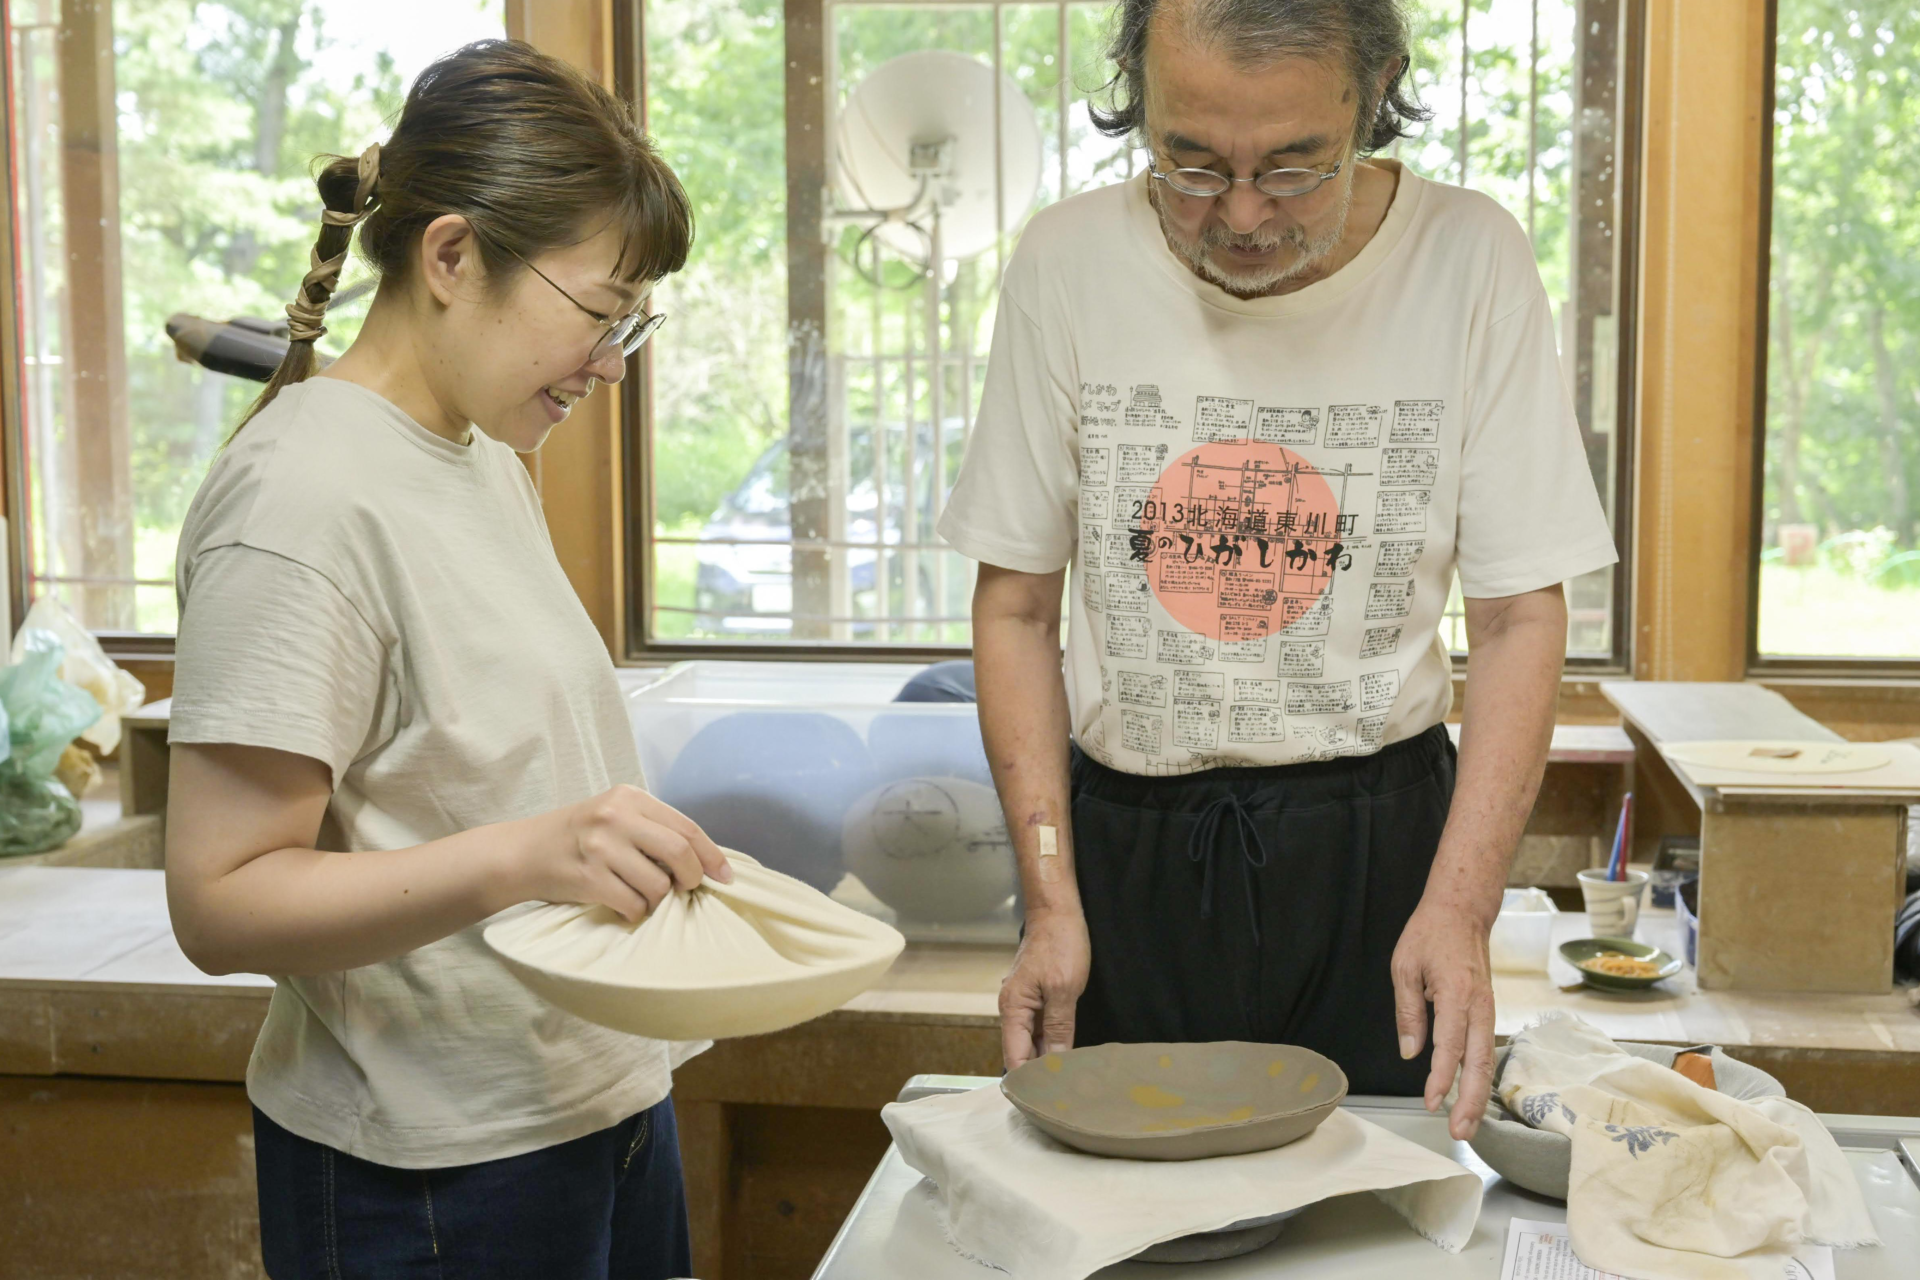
[1498,1013,1877,1280]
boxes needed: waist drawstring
[1187,793,1272,947]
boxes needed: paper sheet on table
[1502,1219,1834,1280]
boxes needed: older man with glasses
[937,0,1615,1141]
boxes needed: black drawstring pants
[1067,722,1456,1097]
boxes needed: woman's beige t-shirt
[170,378,701,1169]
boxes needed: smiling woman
[160,37,720,1280]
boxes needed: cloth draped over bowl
[1498,1013,1878,1280]
[484,851,905,1042]
[880,1084,1483,1280]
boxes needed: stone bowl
[1001,1040,1347,1162]
[1468,1042,1786,1199]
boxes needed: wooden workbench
[3,864,1916,1278]
[29,866,1912,1105]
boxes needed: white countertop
[0,866,271,993]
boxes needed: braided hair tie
[284,143,382,344]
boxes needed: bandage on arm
[1037,823,1061,883]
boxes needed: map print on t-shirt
[1077,386,1444,772]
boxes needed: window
[1755,0,1919,665]
[1404,0,1637,660]
[0,0,1638,657]
[637,0,1130,648]
[4,0,503,637]
[629,0,1639,659]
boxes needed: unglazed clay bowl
[1001,1041,1348,1161]
[1469,1042,1785,1199]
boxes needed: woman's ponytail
[233,143,382,433]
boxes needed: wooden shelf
[1601,681,1911,994]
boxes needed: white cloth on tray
[1497,1013,1878,1280]
[880,1084,1482,1279]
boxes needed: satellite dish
[835,50,1043,264]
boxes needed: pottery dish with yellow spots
[1000,1041,1349,1160]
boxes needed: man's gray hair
[1089,0,1431,153]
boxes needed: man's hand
[972,561,1088,1072]
[1000,907,1092,1070]
[1390,896,1497,1140]
[1395,585,1564,1140]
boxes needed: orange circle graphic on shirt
[1139,441,1342,643]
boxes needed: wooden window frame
[1743,0,1920,678]
[617,0,983,664]
[0,1,613,674]
[618,0,1646,669]
[1567,0,1645,676]
[0,0,1901,718]
[0,3,24,640]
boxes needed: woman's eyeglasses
[506,248,667,360]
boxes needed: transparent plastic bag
[0,630,103,856]
[10,596,146,754]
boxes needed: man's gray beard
[1153,182,1354,298]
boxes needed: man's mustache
[1200,226,1309,253]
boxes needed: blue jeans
[253,1098,692,1279]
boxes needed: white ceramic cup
[1577,868,1649,937]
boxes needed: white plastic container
[624,659,917,706]
[626,661,1014,941]
[1488,887,1559,973]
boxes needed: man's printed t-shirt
[937,163,1616,775]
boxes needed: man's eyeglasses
[506,247,667,359]
[1146,154,1345,200]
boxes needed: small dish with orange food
[1558,937,1684,991]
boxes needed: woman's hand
[512,784,733,922]
[1000,906,1093,1070]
